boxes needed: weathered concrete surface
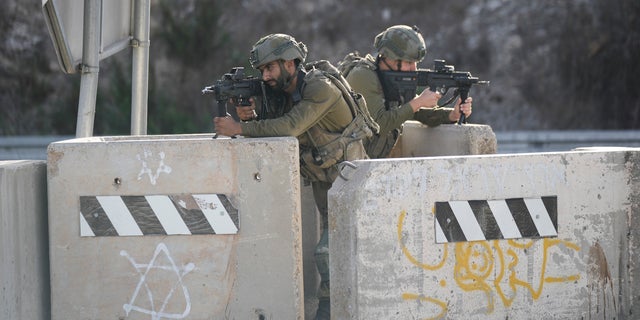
[389,122,497,158]
[330,148,640,319]
[302,121,496,318]
[47,134,304,320]
[0,160,50,320]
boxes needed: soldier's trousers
[311,180,331,301]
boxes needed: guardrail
[495,130,640,153]
[0,136,73,160]
[2,131,640,161]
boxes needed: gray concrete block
[390,121,497,157]
[0,160,50,320]
[47,134,305,319]
[329,148,640,319]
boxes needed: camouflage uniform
[344,25,455,159]
[242,34,368,318]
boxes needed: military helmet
[374,25,426,62]
[249,33,308,68]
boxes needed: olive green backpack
[304,59,379,136]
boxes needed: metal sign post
[42,0,148,137]
[75,0,101,138]
[131,0,150,136]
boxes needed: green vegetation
[1,0,639,135]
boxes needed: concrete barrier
[47,134,304,319]
[329,148,640,319]
[0,123,510,318]
[390,122,497,157]
[302,122,497,316]
[0,160,50,320]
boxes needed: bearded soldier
[214,33,371,320]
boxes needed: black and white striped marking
[434,196,557,243]
[79,194,238,237]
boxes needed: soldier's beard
[273,76,287,91]
[265,76,287,92]
[272,62,294,92]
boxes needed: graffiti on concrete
[121,242,194,320]
[397,210,581,318]
[137,149,172,185]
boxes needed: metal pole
[76,0,102,138]
[131,0,150,135]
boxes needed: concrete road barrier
[0,160,50,320]
[47,134,304,320]
[389,122,497,158]
[330,148,640,319]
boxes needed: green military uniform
[241,70,353,145]
[345,54,454,159]
[244,33,369,319]
[241,67,365,305]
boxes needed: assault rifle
[379,59,489,124]
[202,67,265,117]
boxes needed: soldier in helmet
[342,25,473,159]
[214,33,369,320]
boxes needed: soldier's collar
[292,69,306,104]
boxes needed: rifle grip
[457,90,469,125]
[213,100,237,139]
[217,100,227,117]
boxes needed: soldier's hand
[213,116,243,137]
[449,97,473,122]
[235,97,257,121]
[410,88,442,112]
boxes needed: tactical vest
[339,52,401,159]
[298,60,379,183]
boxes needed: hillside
[1,0,638,135]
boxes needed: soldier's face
[400,60,417,71]
[380,58,417,72]
[258,60,296,91]
[258,61,282,88]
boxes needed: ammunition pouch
[300,114,370,183]
[363,128,400,159]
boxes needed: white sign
[42,0,133,74]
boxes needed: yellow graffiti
[397,210,447,271]
[398,210,449,318]
[454,241,496,312]
[397,209,582,317]
[401,293,448,320]
[496,238,581,306]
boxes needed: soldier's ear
[284,59,297,72]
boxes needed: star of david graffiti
[137,150,172,185]
[121,243,194,320]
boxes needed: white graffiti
[121,243,194,320]
[137,150,172,185]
